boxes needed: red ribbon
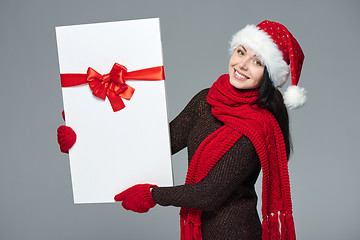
[60,63,165,112]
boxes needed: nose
[238,57,249,70]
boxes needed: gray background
[1,0,359,239]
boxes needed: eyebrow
[241,45,261,59]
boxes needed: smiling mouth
[234,69,249,80]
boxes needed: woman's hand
[114,184,157,213]
[57,111,77,153]
[57,125,76,153]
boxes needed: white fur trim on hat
[229,25,290,87]
[283,85,306,109]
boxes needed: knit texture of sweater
[151,89,262,240]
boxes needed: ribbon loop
[109,63,127,85]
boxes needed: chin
[229,77,247,90]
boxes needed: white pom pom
[283,85,307,110]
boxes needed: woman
[59,20,305,240]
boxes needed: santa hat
[229,20,306,109]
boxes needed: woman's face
[228,46,265,90]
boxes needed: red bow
[60,64,165,112]
[87,63,135,111]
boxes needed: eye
[237,49,245,55]
[253,59,263,66]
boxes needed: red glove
[57,125,77,153]
[57,111,76,153]
[114,184,157,213]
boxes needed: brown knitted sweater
[152,89,262,240]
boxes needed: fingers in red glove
[57,125,77,153]
[114,184,157,213]
[114,190,126,202]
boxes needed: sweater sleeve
[151,135,261,211]
[169,89,209,155]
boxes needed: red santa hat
[229,20,306,109]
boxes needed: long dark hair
[253,66,292,159]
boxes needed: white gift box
[55,18,173,204]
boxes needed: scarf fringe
[262,217,269,240]
[262,212,296,240]
[181,219,185,240]
[181,219,202,240]
[285,214,296,240]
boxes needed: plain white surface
[55,18,173,204]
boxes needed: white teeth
[235,70,247,79]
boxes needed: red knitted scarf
[180,74,296,240]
